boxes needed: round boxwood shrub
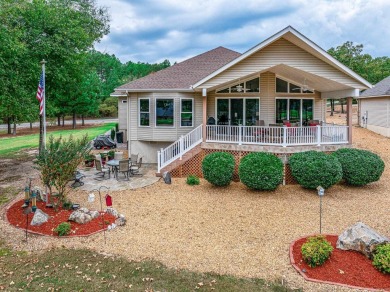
[372,243,390,274]
[301,235,333,267]
[289,151,342,189]
[333,148,385,186]
[202,152,235,186]
[239,152,283,190]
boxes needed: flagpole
[40,59,46,149]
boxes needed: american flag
[36,72,44,115]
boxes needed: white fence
[206,125,348,146]
[157,125,203,173]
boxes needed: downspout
[346,96,353,144]
[202,88,207,142]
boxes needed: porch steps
[156,145,202,177]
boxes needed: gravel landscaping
[1,122,389,291]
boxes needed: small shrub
[289,151,342,189]
[108,150,115,159]
[54,222,71,236]
[62,201,73,210]
[202,152,235,186]
[110,128,116,140]
[372,243,390,274]
[186,175,200,185]
[333,148,385,186]
[301,236,333,267]
[239,152,283,190]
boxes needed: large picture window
[180,99,193,127]
[139,98,150,126]
[156,99,174,127]
[276,98,313,124]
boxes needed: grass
[0,244,300,291]
[0,123,116,158]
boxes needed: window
[156,99,174,127]
[216,98,260,125]
[276,77,314,93]
[181,99,193,127]
[216,77,260,93]
[276,78,288,93]
[276,98,314,124]
[121,100,127,103]
[139,98,150,126]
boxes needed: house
[357,76,390,137]
[112,26,371,179]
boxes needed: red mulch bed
[6,199,116,237]
[290,235,390,290]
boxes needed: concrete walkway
[75,163,160,191]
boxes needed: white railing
[157,124,203,173]
[206,125,348,147]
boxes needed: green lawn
[0,243,300,291]
[0,123,116,157]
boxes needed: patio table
[106,159,119,178]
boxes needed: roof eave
[192,26,372,90]
[112,88,194,94]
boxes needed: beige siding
[128,92,198,142]
[361,97,390,128]
[201,38,363,90]
[117,97,128,140]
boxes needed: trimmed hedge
[202,152,235,186]
[289,151,342,189]
[239,152,283,190]
[373,243,390,274]
[333,148,385,186]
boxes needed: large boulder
[31,209,49,226]
[336,222,389,258]
[68,208,99,224]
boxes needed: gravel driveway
[1,125,389,292]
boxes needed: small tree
[34,134,90,203]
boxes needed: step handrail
[157,124,203,173]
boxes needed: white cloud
[95,0,390,63]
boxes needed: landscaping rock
[106,207,119,218]
[30,209,49,226]
[68,208,100,224]
[115,214,126,226]
[336,222,390,258]
[163,171,171,184]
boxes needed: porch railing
[157,124,203,173]
[206,124,348,147]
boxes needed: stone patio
[76,163,160,191]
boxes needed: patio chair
[130,153,139,166]
[117,159,130,180]
[70,170,85,188]
[95,159,110,180]
[130,157,143,176]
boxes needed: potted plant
[108,150,115,160]
[84,154,95,167]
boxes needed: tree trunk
[72,112,76,129]
[39,115,44,155]
[82,114,85,126]
[12,117,16,135]
[62,115,64,127]
[330,99,334,116]
[7,117,11,134]
[30,122,33,129]
[57,115,61,126]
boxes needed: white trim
[321,89,359,99]
[275,97,315,125]
[111,94,127,97]
[155,98,175,128]
[113,88,194,93]
[180,98,194,128]
[215,75,260,94]
[138,98,150,127]
[192,26,372,89]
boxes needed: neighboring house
[112,26,371,178]
[357,76,390,137]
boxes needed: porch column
[202,88,207,142]
[346,96,353,144]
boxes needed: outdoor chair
[129,153,139,166]
[70,170,85,188]
[94,159,110,180]
[130,157,143,176]
[117,159,130,180]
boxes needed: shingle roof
[115,47,241,91]
[361,75,390,97]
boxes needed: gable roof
[193,26,372,90]
[114,47,241,92]
[360,76,390,98]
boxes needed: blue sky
[95,0,390,64]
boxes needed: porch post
[202,88,207,142]
[346,96,353,144]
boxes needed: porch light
[31,191,37,212]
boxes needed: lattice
[284,164,297,185]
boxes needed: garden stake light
[317,186,325,234]
[31,191,37,212]
[23,207,32,242]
